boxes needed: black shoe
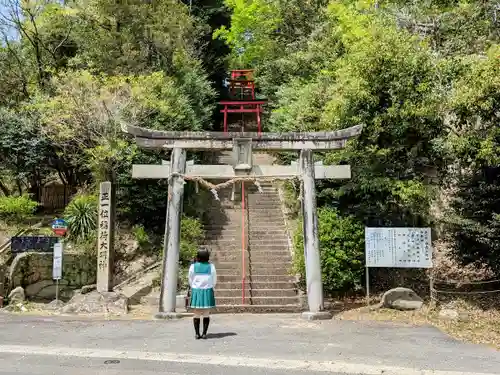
[195,334,201,340]
[193,318,201,339]
[202,317,210,338]
[201,334,207,339]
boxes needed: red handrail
[241,181,246,305]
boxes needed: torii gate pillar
[300,149,328,319]
[160,148,187,316]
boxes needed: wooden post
[300,150,331,320]
[97,181,115,292]
[158,148,187,316]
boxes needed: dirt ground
[335,300,500,351]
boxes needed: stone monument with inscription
[96,181,115,293]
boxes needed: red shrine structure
[219,69,267,134]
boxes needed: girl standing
[188,248,217,339]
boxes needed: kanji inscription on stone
[97,181,114,292]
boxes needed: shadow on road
[206,332,237,339]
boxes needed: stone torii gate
[122,124,362,320]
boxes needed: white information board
[365,227,432,268]
[53,242,63,280]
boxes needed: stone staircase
[113,262,161,305]
[203,151,301,313]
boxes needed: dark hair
[196,248,210,263]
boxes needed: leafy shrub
[64,194,98,242]
[132,224,150,247]
[73,236,98,257]
[293,207,365,296]
[180,215,205,266]
[0,195,38,222]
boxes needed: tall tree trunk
[0,180,11,196]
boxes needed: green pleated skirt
[190,288,216,309]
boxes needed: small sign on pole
[53,242,63,302]
[51,218,68,237]
[53,242,63,280]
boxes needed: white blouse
[188,263,217,289]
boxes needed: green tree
[443,46,500,272]
[270,3,444,228]
[0,109,52,200]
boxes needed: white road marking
[0,344,494,375]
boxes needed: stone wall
[8,252,96,301]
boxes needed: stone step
[212,304,302,313]
[248,201,281,205]
[247,209,284,213]
[205,232,288,238]
[246,197,281,200]
[215,289,298,298]
[248,197,281,202]
[211,250,290,257]
[216,253,291,260]
[216,261,290,269]
[247,197,281,201]
[248,237,289,242]
[215,249,291,255]
[204,228,243,232]
[205,219,284,225]
[247,213,285,217]
[213,248,291,255]
[248,229,287,235]
[216,296,299,306]
[204,228,242,233]
[247,217,286,223]
[213,253,291,263]
[217,268,290,276]
[205,245,290,251]
[215,266,291,274]
[248,223,286,228]
[204,211,242,216]
[204,237,242,242]
[248,218,285,222]
[206,242,288,248]
[247,207,283,212]
[213,252,290,259]
[217,281,296,289]
[112,266,160,304]
[218,274,295,283]
[247,213,284,216]
[248,226,287,230]
[203,241,288,249]
[248,241,290,246]
[247,203,282,208]
[248,235,288,240]
[248,235,289,241]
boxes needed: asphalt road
[1,312,499,375]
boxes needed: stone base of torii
[122,125,362,320]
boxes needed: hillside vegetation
[0,0,499,297]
